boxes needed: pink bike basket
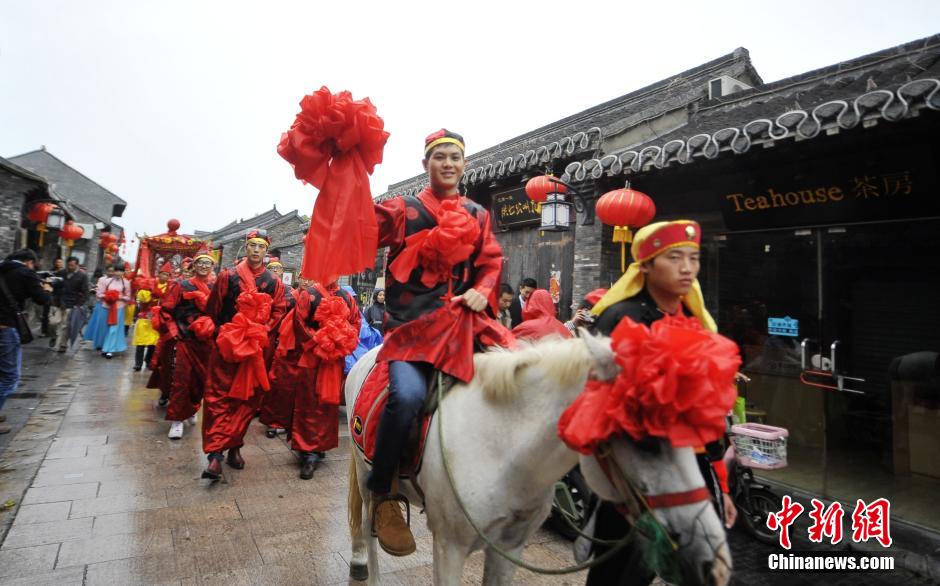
[729,423,789,470]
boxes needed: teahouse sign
[720,165,937,230]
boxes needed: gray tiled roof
[562,33,940,181]
[7,149,126,222]
[378,48,761,199]
[197,207,283,242]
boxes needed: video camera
[35,271,64,286]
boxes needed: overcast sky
[2,1,938,260]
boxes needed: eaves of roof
[378,48,759,200]
[561,35,940,182]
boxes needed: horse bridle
[594,441,712,551]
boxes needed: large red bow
[182,289,209,312]
[278,86,389,283]
[389,198,481,288]
[216,291,273,400]
[307,295,359,405]
[104,289,121,326]
[189,315,216,340]
[558,313,740,452]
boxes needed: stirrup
[370,493,412,538]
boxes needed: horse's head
[579,332,732,586]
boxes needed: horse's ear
[580,329,620,381]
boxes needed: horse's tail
[348,442,363,537]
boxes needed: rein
[593,443,710,553]
[435,373,635,574]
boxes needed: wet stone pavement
[0,344,585,585]
[0,341,930,585]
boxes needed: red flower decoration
[103,290,121,325]
[215,291,274,400]
[189,315,216,340]
[311,296,359,362]
[278,86,390,283]
[558,314,741,452]
[389,199,481,288]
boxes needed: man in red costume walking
[147,262,177,407]
[201,230,286,479]
[365,130,506,556]
[159,248,216,440]
[268,280,359,479]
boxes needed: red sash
[216,262,272,401]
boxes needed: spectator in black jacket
[50,256,89,352]
[0,249,53,434]
[364,288,386,334]
[508,277,537,328]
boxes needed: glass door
[717,229,825,494]
[819,220,940,530]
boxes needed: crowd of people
[0,127,736,585]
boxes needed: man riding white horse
[366,129,508,556]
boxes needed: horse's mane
[473,336,591,402]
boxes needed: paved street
[0,342,933,585]
[0,344,584,585]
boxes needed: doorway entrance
[717,219,940,530]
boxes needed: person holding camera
[0,249,53,434]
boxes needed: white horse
[345,335,732,585]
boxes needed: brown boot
[371,495,416,556]
[226,447,245,470]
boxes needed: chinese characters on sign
[767,497,893,550]
[493,189,541,229]
[851,172,913,199]
[768,316,799,337]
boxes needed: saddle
[350,362,453,479]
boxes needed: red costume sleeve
[206,269,229,323]
[159,282,182,339]
[374,198,406,252]
[470,209,503,304]
[267,280,287,332]
[712,459,730,494]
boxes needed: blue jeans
[0,328,23,411]
[366,360,430,494]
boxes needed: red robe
[511,289,572,341]
[264,283,360,453]
[373,189,511,382]
[201,262,286,454]
[159,277,214,422]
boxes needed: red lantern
[104,253,115,264]
[524,174,567,203]
[99,232,117,249]
[108,242,119,254]
[596,183,656,272]
[27,203,58,246]
[59,221,84,254]
[27,202,55,224]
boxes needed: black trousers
[134,345,155,368]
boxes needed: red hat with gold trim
[592,219,715,331]
[193,244,215,264]
[158,261,174,275]
[246,228,270,246]
[424,129,465,156]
